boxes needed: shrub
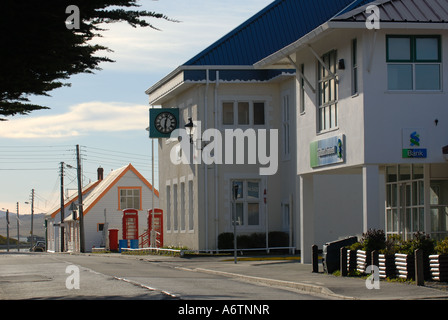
[435,237,448,255]
[395,232,435,256]
[218,232,234,249]
[361,229,386,252]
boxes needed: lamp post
[185,117,195,144]
[232,183,239,264]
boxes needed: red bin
[109,229,119,251]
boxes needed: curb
[186,267,357,300]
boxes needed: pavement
[118,252,448,300]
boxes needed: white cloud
[0,102,148,139]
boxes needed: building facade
[46,164,159,252]
[256,0,448,261]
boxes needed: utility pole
[30,189,34,250]
[6,209,9,252]
[17,202,19,252]
[60,162,65,252]
[76,145,85,253]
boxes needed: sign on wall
[402,128,427,159]
[310,134,345,168]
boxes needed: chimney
[97,167,104,181]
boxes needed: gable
[82,164,159,216]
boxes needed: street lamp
[2,208,10,252]
[185,117,195,144]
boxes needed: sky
[0,0,274,215]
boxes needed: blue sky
[0,0,273,215]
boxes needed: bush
[392,232,435,256]
[217,232,289,250]
[435,237,448,255]
[218,232,234,249]
[346,229,386,252]
[361,229,386,252]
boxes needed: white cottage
[46,164,159,252]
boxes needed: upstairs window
[318,50,338,132]
[222,100,265,126]
[387,35,441,91]
[119,187,141,210]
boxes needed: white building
[146,0,448,261]
[256,0,448,261]
[146,0,370,253]
[46,164,159,252]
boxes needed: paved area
[119,253,448,300]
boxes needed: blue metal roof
[183,0,375,66]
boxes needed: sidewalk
[125,253,448,300]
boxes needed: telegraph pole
[30,189,34,250]
[60,162,65,252]
[6,209,9,252]
[17,202,19,252]
[76,145,85,253]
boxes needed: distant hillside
[0,211,46,239]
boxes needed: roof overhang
[145,65,295,105]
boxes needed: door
[148,209,163,248]
[122,209,139,240]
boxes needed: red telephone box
[148,209,163,248]
[122,209,139,240]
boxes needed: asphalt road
[0,252,327,301]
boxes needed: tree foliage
[0,0,174,119]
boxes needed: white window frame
[231,179,263,230]
[281,92,290,160]
[221,99,266,127]
[317,49,338,132]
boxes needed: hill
[0,211,46,240]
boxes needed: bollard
[312,245,319,273]
[340,247,348,276]
[415,249,424,286]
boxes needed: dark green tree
[0,0,175,120]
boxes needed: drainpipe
[204,69,209,252]
[214,70,220,251]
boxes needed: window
[352,39,359,95]
[231,180,261,227]
[430,180,448,241]
[318,50,338,132]
[299,64,305,113]
[188,180,194,231]
[173,184,178,231]
[222,100,266,126]
[166,185,171,231]
[387,35,441,91]
[385,165,425,240]
[180,182,185,231]
[282,94,290,159]
[119,187,141,210]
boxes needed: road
[0,252,327,301]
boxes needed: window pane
[235,203,244,225]
[247,182,259,200]
[388,37,411,61]
[388,64,413,90]
[415,37,439,61]
[238,102,249,125]
[233,181,243,200]
[223,102,234,125]
[415,64,440,90]
[248,203,259,225]
[253,102,265,125]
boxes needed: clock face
[154,112,177,134]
